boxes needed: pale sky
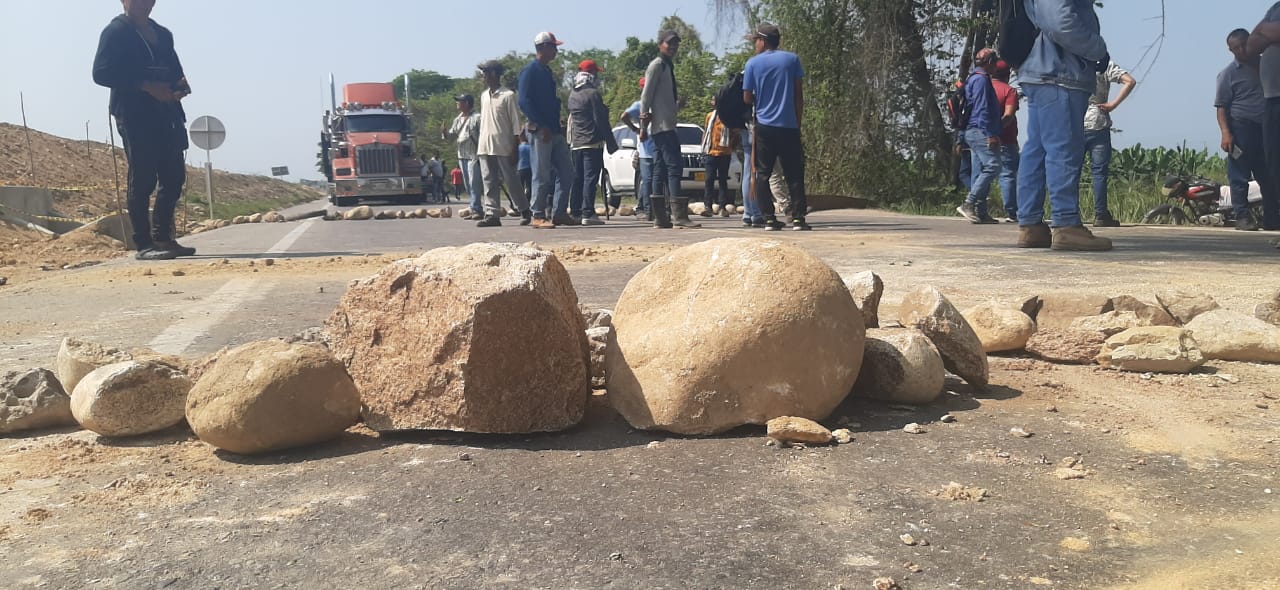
[0,1,1272,183]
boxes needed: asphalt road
[2,202,1279,589]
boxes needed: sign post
[189,116,226,220]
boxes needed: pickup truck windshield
[345,115,406,133]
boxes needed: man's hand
[1222,132,1235,154]
[639,129,649,142]
[174,77,192,101]
[142,81,177,103]
[1097,102,1117,113]
[987,136,1001,149]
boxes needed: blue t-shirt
[518,143,531,171]
[743,50,805,129]
[625,100,656,158]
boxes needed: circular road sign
[189,115,226,150]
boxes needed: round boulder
[55,337,132,395]
[186,340,361,454]
[963,303,1036,353]
[852,329,945,405]
[606,238,865,435]
[70,361,191,437]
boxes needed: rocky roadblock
[1,226,1279,589]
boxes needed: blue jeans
[964,128,1001,217]
[461,158,483,213]
[958,146,973,191]
[638,157,654,211]
[740,129,764,222]
[1018,83,1090,228]
[1228,119,1272,218]
[531,132,573,219]
[998,141,1020,219]
[1084,129,1114,219]
[650,130,683,201]
[570,147,604,218]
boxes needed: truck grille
[356,145,398,176]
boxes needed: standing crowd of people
[94,0,1280,259]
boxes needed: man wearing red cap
[568,59,616,225]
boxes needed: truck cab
[319,82,425,207]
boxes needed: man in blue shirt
[621,77,658,218]
[957,48,1003,225]
[743,23,810,231]
[1017,0,1112,251]
[519,31,575,229]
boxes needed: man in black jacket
[93,0,194,260]
[568,60,617,225]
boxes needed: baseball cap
[658,30,681,44]
[477,60,505,73]
[454,94,474,105]
[579,59,604,73]
[534,32,564,47]
[745,23,782,41]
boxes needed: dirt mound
[0,122,322,220]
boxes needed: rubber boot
[652,197,673,229]
[672,198,701,228]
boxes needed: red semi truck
[318,80,425,206]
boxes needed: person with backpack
[701,100,735,217]
[743,23,810,231]
[444,94,483,219]
[1007,0,1113,251]
[956,48,1003,225]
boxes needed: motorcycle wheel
[1141,204,1190,225]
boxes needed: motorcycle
[1142,175,1264,226]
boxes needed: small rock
[1060,537,1092,552]
[832,429,854,444]
[264,259,275,267]
[903,562,923,573]
[903,423,925,434]
[899,533,917,546]
[872,578,901,590]
[1055,467,1088,480]
[458,452,471,462]
[0,277,7,286]
[646,441,661,449]
[1257,403,1270,410]
[1059,456,1079,468]
[940,414,956,423]
[766,416,833,444]
[609,552,623,561]
[171,270,185,277]
[936,481,988,502]
[1010,427,1033,438]
[844,271,884,329]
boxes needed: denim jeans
[570,147,604,218]
[998,141,1021,219]
[957,146,973,191]
[1084,129,1114,219]
[650,130,683,201]
[1263,98,1280,227]
[1228,119,1274,219]
[460,158,483,213]
[964,128,1001,218]
[740,129,763,222]
[1018,83,1090,228]
[531,132,573,219]
[117,117,186,247]
[638,157,654,211]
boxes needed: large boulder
[899,287,989,387]
[326,243,590,433]
[606,238,865,435]
[1156,290,1220,325]
[55,337,132,395]
[1097,327,1206,374]
[1110,295,1177,327]
[1025,329,1106,364]
[1035,292,1114,330]
[70,361,191,437]
[1070,311,1144,337]
[343,206,374,221]
[0,369,76,434]
[1255,290,1280,327]
[1184,309,1280,363]
[845,271,884,329]
[962,303,1036,353]
[185,340,361,454]
[852,329,945,405]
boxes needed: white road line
[265,219,315,255]
[146,221,313,355]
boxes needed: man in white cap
[519,32,575,229]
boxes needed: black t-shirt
[92,14,187,124]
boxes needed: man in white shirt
[444,94,483,218]
[1083,61,1137,227]
[474,60,531,226]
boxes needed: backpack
[945,81,967,132]
[998,0,1040,69]
[715,72,749,130]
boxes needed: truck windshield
[345,115,406,133]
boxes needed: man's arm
[1030,0,1108,62]
[1217,107,1234,153]
[621,109,640,133]
[639,61,659,121]
[1099,72,1137,112]
[795,79,804,123]
[1248,21,1280,55]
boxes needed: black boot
[652,197,673,229]
[672,198,701,228]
